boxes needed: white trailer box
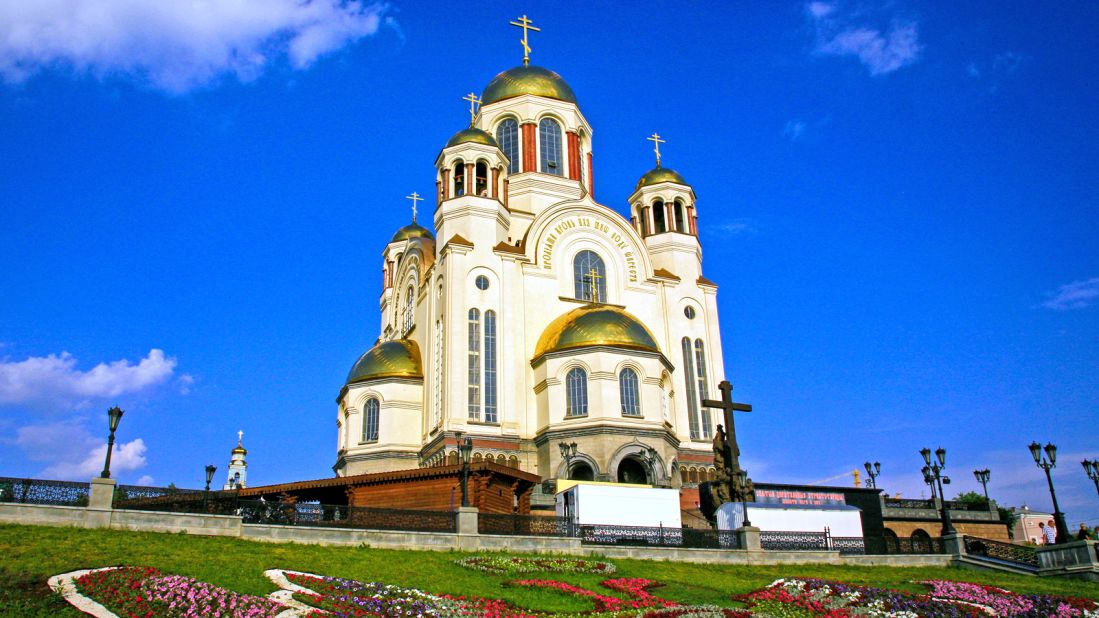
[716,502,864,537]
[555,482,682,528]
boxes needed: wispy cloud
[13,422,148,481]
[0,0,389,93]
[709,218,759,237]
[0,348,181,409]
[783,119,807,141]
[805,2,922,76]
[1041,277,1099,311]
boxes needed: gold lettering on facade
[541,217,639,282]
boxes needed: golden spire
[405,192,423,223]
[462,92,481,126]
[509,15,540,66]
[647,132,666,168]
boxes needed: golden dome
[482,65,578,106]
[534,304,660,360]
[635,166,690,191]
[390,222,434,243]
[346,339,423,385]
[446,127,498,148]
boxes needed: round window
[684,306,696,319]
[475,275,490,290]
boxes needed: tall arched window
[674,199,686,232]
[403,286,415,333]
[638,205,649,236]
[653,199,667,233]
[433,319,443,427]
[484,310,497,423]
[619,368,641,416]
[467,309,481,420]
[454,160,465,196]
[362,398,379,442]
[475,161,488,196]
[694,339,712,438]
[682,337,700,439]
[566,367,588,416]
[539,118,563,175]
[497,119,519,174]
[573,250,607,302]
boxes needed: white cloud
[13,422,148,480]
[1041,277,1099,311]
[0,348,177,408]
[709,218,759,237]
[784,119,807,140]
[806,2,921,76]
[41,437,148,480]
[136,474,155,486]
[0,0,388,93]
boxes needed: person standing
[1077,523,1093,541]
[1044,519,1057,545]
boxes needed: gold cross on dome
[462,92,481,125]
[647,132,666,167]
[585,267,603,303]
[509,15,540,66]
[237,430,243,445]
[405,192,423,222]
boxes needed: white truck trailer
[555,482,682,528]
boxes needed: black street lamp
[973,468,991,502]
[1029,442,1070,544]
[920,447,956,536]
[458,434,474,507]
[203,464,217,510]
[100,406,125,479]
[1083,460,1099,499]
[863,461,881,488]
[558,441,577,479]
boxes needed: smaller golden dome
[346,339,423,385]
[635,166,690,191]
[482,65,578,106]
[390,222,434,243]
[232,445,247,455]
[534,305,660,360]
[446,127,498,148]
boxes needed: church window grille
[694,339,712,438]
[674,199,686,232]
[484,310,498,423]
[653,200,667,233]
[467,309,481,420]
[475,161,489,196]
[566,367,588,417]
[497,119,519,174]
[403,286,415,334]
[682,337,700,439]
[573,250,607,302]
[539,118,563,175]
[454,160,466,196]
[362,398,379,443]
[619,368,641,416]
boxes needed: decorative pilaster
[521,122,537,172]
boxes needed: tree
[953,490,988,506]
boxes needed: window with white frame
[619,368,641,416]
[573,250,606,302]
[467,307,499,423]
[681,337,700,440]
[484,310,497,423]
[403,285,415,334]
[539,118,563,175]
[694,339,712,437]
[497,119,519,174]
[362,398,379,442]
[467,309,481,419]
[566,367,588,417]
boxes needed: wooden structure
[238,462,541,514]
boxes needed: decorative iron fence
[479,513,574,537]
[576,524,739,549]
[963,535,1038,569]
[883,497,987,512]
[863,535,945,555]
[830,536,866,555]
[0,477,90,507]
[237,501,457,533]
[760,531,830,551]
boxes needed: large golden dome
[390,222,434,243]
[482,65,578,106]
[446,127,498,148]
[534,305,660,360]
[346,339,423,385]
[635,166,690,191]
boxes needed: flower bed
[456,556,617,575]
[735,578,986,617]
[73,566,290,617]
[921,580,1099,617]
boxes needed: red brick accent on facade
[567,131,580,180]
[586,152,594,196]
[491,167,499,199]
[441,170,450,200]
[522,122,537,172]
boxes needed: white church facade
[333,26,727,488]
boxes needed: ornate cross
[702,380,753,502]
[509,15,540,66]
[405,192,423,222]
[237,430,243,445]
[462,92,481,125]
[647,132,666,167]
[585,267,602,303]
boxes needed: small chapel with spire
[333,16,728,490]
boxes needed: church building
[333,18,726,491]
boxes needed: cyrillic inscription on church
[542,217,639,281]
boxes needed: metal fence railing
[478,513,574,537]
[760,530,830,551]
[883,497,987,512]
[113,484,227,513]
[963,535,1038,570]
[863,535,946,555]
[237,501,457,533]
[0,477,91,507]
[576,523,740,549]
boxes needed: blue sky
[1,2,1097,526]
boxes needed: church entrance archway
[569,463,594,481]
[617,458,648,484]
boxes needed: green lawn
[2,522,1097,616]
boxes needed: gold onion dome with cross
[345,339,423,386]
[635,166,691,191]
[533,304,660,361]
[481,65,579,106]
[445,127,498,148]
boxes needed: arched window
[573,250,607,302]
[403,286,415,334]
[694,339,712,438]
[508,455,519,469]
[566,367,588,416]
[454,160,465,196]
[362,398,379,442]
[472,452,483,463]
[484,310,497,423]
[682,337,700,440]
[539,118,563,175]
[674,199,686,232]
[653,199,667,233]
[475,161,488,196]
[619,368,641,416]
[467,309,481,420]
[638,206,649,236]
[497,119,519,174]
